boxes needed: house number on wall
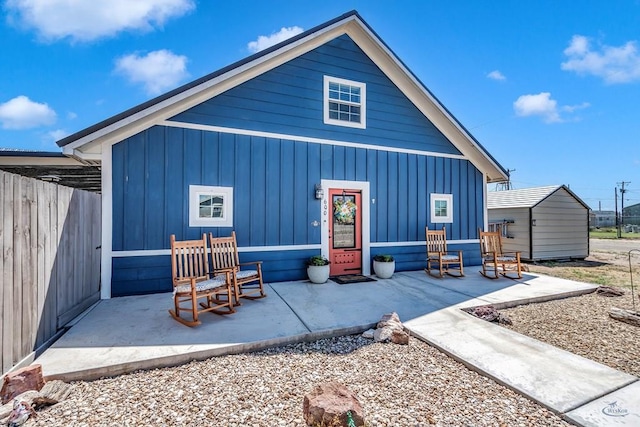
[323,199,328,219]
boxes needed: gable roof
[487,185,590,210]
[57,10,508,182]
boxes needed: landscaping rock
[361,328,375,339]
[0,365,45,405]
[465,305,512,325]
[596,286,625,297]
[390,329,410,345]
[373,312,409,344]
[303,381,364,426]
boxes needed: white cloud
[5,0,195,42]
[0,95,57,129]
[487,70,506,81]
[514,92,561,123]
[247,26,304,53]
[513,92,590,123]
[115,49,189,95]
[67,111,77,120]
[561,34,640,84]
[561,102,591,113]
[48,129,69,141]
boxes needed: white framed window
[430,193,453,223]
[189,185,233,227]
[323,76,366,129]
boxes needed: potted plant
[306,255,330,284]
[373,254,395,279]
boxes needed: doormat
[331,275,377,284]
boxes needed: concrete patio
[34,270,639,426]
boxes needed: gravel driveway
[591,238,640,254]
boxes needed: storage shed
[487,185,589,261]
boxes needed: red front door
[329,189,362,276]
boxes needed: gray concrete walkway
[34,270,639,426]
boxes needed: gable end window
[430,193,453,223]
[189,185,233,227]
[323,76,366,129]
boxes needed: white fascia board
[65,16,359,155]
[0,155,82,166]
[346,19,508,183]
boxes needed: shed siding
[170,34,460,156]
[110,126,484,296]
[531,189,588,260]
[487,207,531,259]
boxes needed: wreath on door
[333,197,357,225]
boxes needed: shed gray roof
[487,185,589,210]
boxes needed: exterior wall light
[315,184,324,199]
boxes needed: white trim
[112,244,322,258]
[483,174,488,232]
[100,145,113,299]
[323,75,366,129]
[370,239,477,247]
[321,179,370,275]
[160,120,465,160]
[112,240,479,258]
[431,193,453,223]
[188,185,233,227]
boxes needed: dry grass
[526,250,640,290]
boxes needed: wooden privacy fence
[1,170,101,375]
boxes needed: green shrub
[306,255,330,266]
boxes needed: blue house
[58,11,508,298]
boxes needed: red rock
[303,381,364,426]
[0,365,45,405]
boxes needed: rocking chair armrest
[481,251,499,259]
[443,251,463,257]
[174,274,209,287]
[211,266,238,276]
[501,251,521,257]
[239,261,262,267]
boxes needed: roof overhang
[0,150,101,193]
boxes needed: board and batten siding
[110,126,484,296]
[169,34,460,156]
[488,207,531,259]
[531,189,588,260]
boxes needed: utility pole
[615,187,620,238]
[618,181,631,230]
[495,169,516,191]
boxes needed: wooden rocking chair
[478,228,522,279]
[169,234,235,327]
[425,226,464,278]
[209,231,266,306]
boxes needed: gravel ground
[503,290,640,377]
[24,270,640,427]
[27,335,570,427]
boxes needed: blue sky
[0,0,639,211]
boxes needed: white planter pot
[307,264,330,284]
[373,260,395,279]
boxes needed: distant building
[590,210,616,228]
[623,203,640,226]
